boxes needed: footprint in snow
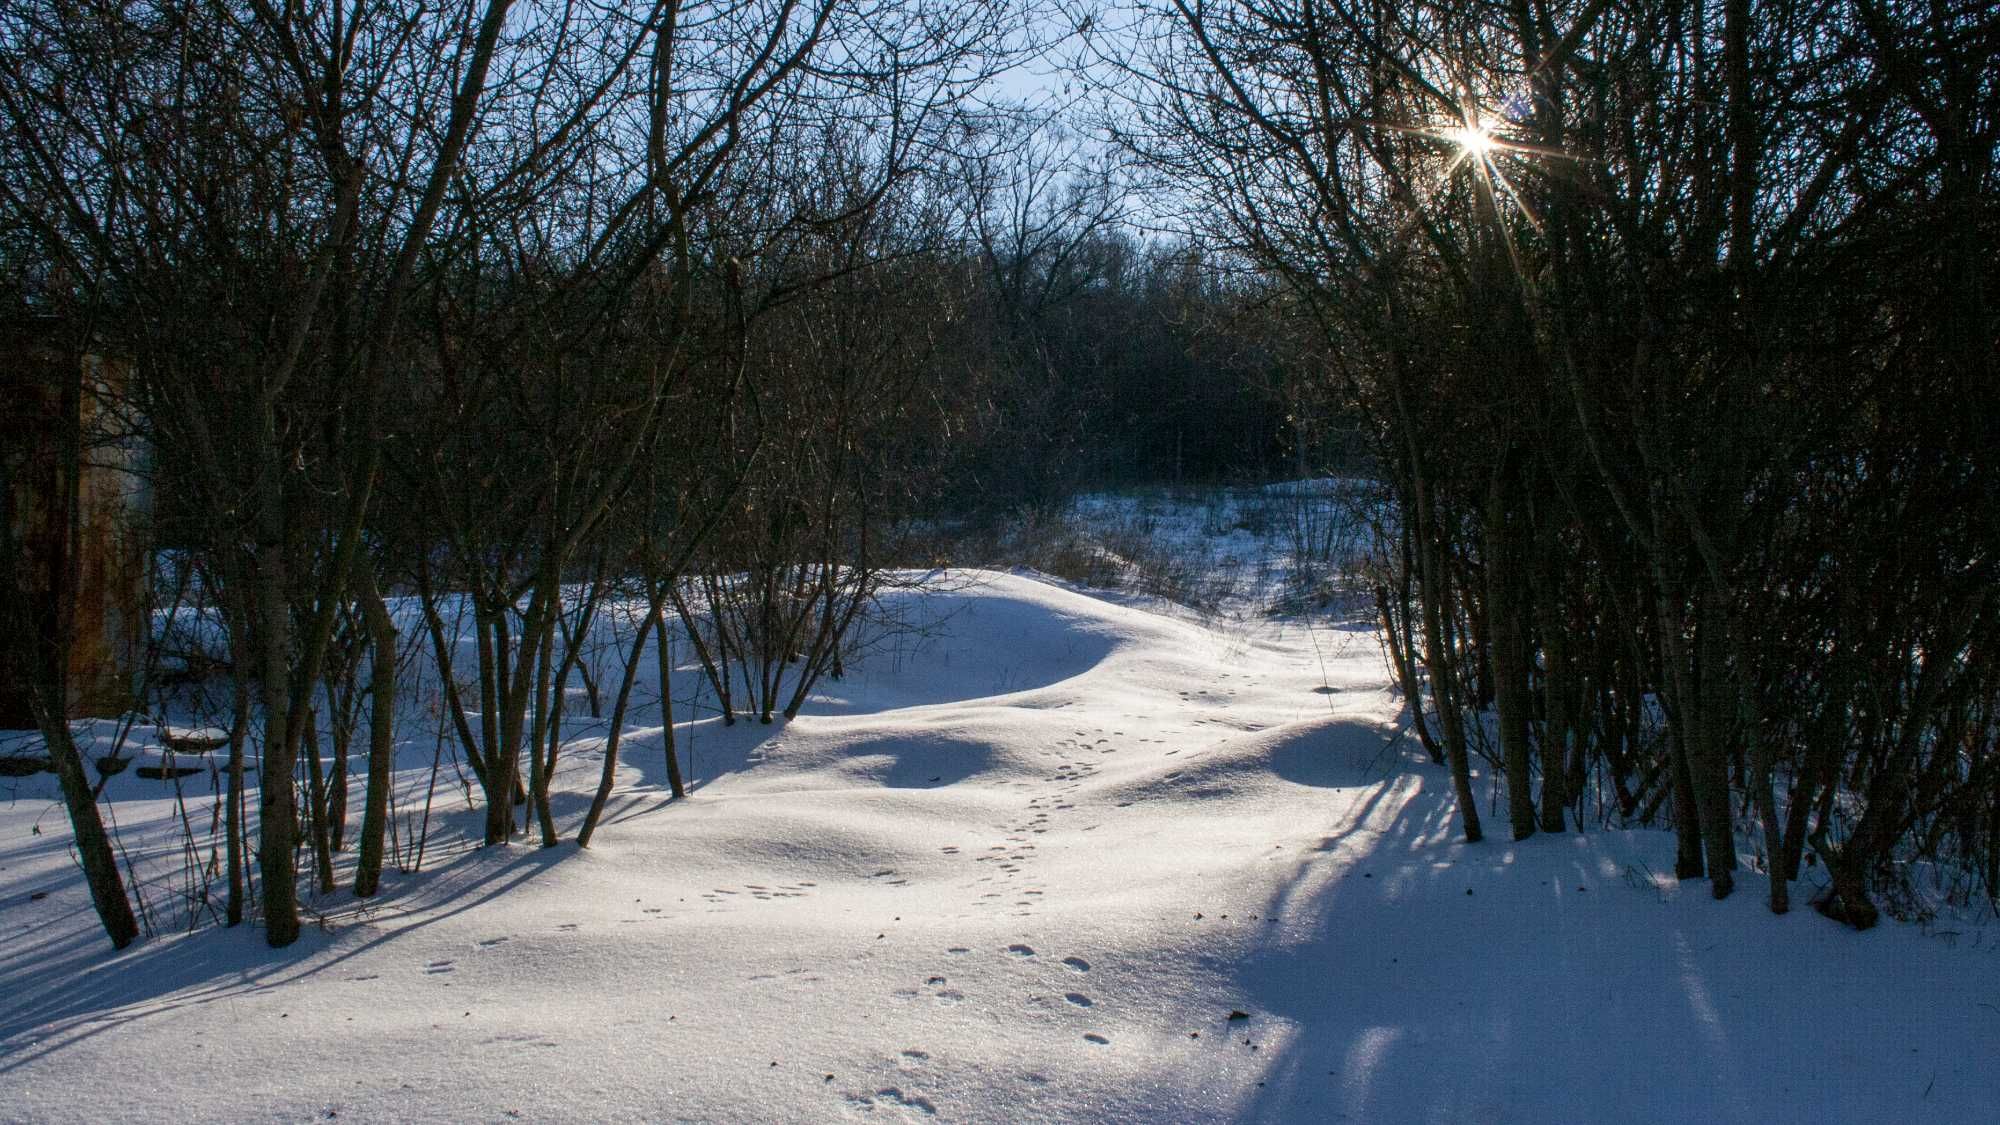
[1061,956,1091,972]
[845,1087,937,1117]
[946,947,971,955]
[477,937,509,947]
[1006,943,1036,957]
[1065,993,1093,1007]
[1083,1033,1110,1045]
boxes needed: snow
[2,568,1996,1123]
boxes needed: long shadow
[1145,741,1990,1124]
[0,842,566,1072]
[0,574,1137,1080]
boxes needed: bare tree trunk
[414,573,495,794]
[675,581,734,723]
[354,572,397,897]
[529,609,559,847]
[1377,582,1441,764]
[222,576,252,925]
[34,692,140,948]
[1485,470,1538,841]
[1535,528,1571,833]
[302,708,336,895]
[326,673,355,851]
[1692,587,1738,898]
[650,593,687,799]
[1419,519,1482,844]
[577,608,657,847]
[254,530,299,946]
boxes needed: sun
[1445,124,1497,160]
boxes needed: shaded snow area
[3,570,1997,1123]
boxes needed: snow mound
[1,570,1994,1123]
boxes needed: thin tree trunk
[1485,470,1538,841]
[576,608,657,847]
[1378,583,1442,763]
[529,609,559,847]
[354,572,397,897]
[1536,531,1570,833]
[254,532,299,946]
[302,708,336,895]
[1419,512,1482,844]
[1692,587,1738,898]
[34,691,140,948]
[222,576,252,925]
[650,593,687,799]
[673,582,733,723]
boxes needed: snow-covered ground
[3,566,1997,1122]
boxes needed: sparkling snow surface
[2,570,1995,1123]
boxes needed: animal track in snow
[1064,993,1093,1007]
[845,1086,938,1117]
[1060,956,1091,972]
[1005,943,1036,957]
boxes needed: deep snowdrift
[2,571,1994,1122]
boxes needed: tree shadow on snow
[0,843,566,1073]
[1191,747,1979,1124]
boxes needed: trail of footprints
[697,880,818,911]
[851,695,1248,1111]
[948,723,1145,915]
[862,944,1108,1116]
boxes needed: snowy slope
[2,570,1996,1123]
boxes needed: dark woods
[1135,0,1999,925]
